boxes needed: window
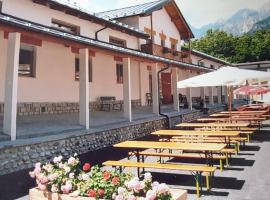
[19,45,36,77]
[75,57,92,82]
[116,63,123,84]
[171,43,176,50]
[109,36,126,47]
[210,65,215,69]
[52,19,80,34]
[0,1,2,12]
[161,39,165,47]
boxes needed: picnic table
[114,140,226,166]
[211,113,267,117]
[197,117,265,124]
[220,110,267,114]
[152,130,240,146]
[176,122,250,129]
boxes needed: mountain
[249,16,270,33]
[191,2,270,38]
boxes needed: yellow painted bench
[103,160,216,198]
[128,151,227,171]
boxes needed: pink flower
[61,182,72,194]
[37,183,46,191]
[36,173,48,184]
[48,173,58,181]
[53,156,63,163]
[115,194,125,200]
[146,190,156,200]
[68,157,76,165]
[156,183,170,195]
[127,194,136,200]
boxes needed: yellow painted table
[176,123,250,129]
[152,130,240,137]
[152,130,240,146]
[197,117,265,123]
[114,140,226,151]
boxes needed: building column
[217,86,222,104]
[187,88,192,110]
[209,87,214,105]
[172,68,179,112]
[223,86,228,104]
[200,87,206,108]
[123,57,132,122]
[3,32,21,141]
[79,48,89,129]
[152,63,159,115]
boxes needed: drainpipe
[158,64,170,128]
[95,26,108,40]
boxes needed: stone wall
[0,118,166,175]
[0,106,224,175]
[0,100,141,116]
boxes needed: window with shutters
[109,36,126,47]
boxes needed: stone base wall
[0,118,166,175]
[0,106,224,176]
[0,100,141,116]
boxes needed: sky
[72,0,270,28]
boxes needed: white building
[0,0,228,140]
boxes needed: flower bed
[29,154,187,200]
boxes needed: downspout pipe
[95,26,108,40]
[158,64,170,128]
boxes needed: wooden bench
[99,96,122,111]
[103,160,216,198]
[128,151,227,171]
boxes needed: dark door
[161,73,172,104]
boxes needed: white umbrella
[177,66,270,88]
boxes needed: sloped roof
[96,0,194,39]
[32,0,149,39]
[96,0,170,19]
[0,13,211,73]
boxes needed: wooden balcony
[141,43,191,63]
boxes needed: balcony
[141,43,191,63]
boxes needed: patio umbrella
[234,86,270,95]
[177,66,270,112]
[177,66,270,88]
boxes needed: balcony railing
[141,43,191,63]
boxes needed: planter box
[29,188,187,200]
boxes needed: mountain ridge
[191,2,270,38]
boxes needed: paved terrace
[2,122,270,200]
[0,105,191,142]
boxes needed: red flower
[83,163,91,172]
[112,176,120,185]
[103,171,111,181]
[98,189,105,198]
[88,189,96,198]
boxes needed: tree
[189,29,270,63]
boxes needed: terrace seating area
[102,103,270,199]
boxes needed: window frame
[116,63,123,84]
[75,57,93,82]
[52,19,80,35]
[109,36,127,48]
[18,44,36,78]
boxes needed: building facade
[0,0,227,140]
